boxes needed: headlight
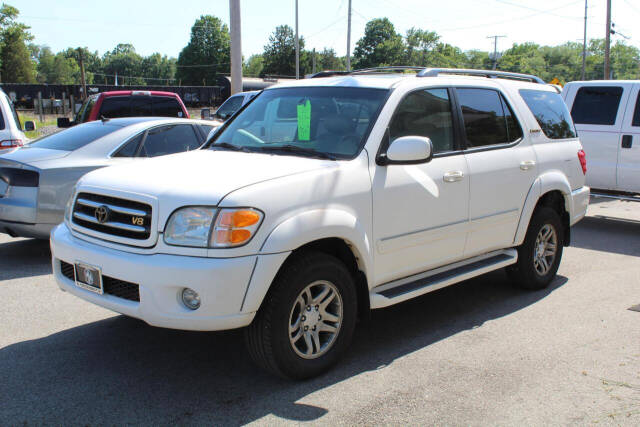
[164,207,216,247]
[164,207,264,248]
[210,208,263,248]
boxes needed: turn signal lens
[577,149,587,175]
[210,208,263,247]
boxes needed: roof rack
[307,66,545,84]
[417,68,545,84]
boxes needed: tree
[176,15,230,85]
[102,43,144,85]
[317,48,344,71]
[36,46,80,84]
[353,18,404,68]
[141,53,176,84]
[0,3,36,82]
[404,28,439,66]
[262,25,309,77]
[244,54,263,77]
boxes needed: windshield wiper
[210,142,252,153]
[257,145,338,160]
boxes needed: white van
[563,81,640,194]
[0,88,34,149]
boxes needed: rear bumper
[570,186,590,225]
[0,220,54,239]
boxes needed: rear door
[565,83,630,191]
[617,83,640,192]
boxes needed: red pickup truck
[58,90,190,127]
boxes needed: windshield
[29,121,121,151]
[75,95,97,123]
[209,87,388,159]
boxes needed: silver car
[0,117,216,239]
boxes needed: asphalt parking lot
[1,197,639,425]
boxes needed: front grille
[71,192,152,240]
[59,260,141,302]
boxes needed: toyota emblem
[95,205,110,224]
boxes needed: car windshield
[28,121,121,151]
[209,87,388,159]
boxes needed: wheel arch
[514,172,572,246]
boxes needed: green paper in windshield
[297,100,311,141]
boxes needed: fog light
[181,288,201,310]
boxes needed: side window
[99,96,131,118]
[457,88,522,148]
[389,88,455,154]
[571,86,622,125]
[75,96,95,123]
[519,89,577,139]
[139,124,200,158]
[631,92,640,127]
[0,100,5,130]
[112,133,144,157]
[153,97,184,117]
[130,96,153,117]
[196,124,215,140]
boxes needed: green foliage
[244,54,263,77]
[353,18,404,68]
[176,15,230,85]
[316,48,344,71]
[262,25,310,77]
[0,3,36,82]
[36,46,80,84]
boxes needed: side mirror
[385,136,433,164]
[23,121,36,132]
[57,117,72,128]
[201,108,211,120]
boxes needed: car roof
[98,90,181,98]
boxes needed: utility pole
[581,0,588,80]
[312,48,317,74]
[229,0,243,95]
[77,49,87,101]
[487,35,506,70]
[604,0,611,79]
[295,0,300,79]
[346,0,352,71]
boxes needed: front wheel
[508,206,564,290]
[245,251,357,379]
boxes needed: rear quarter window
[519,89,577,139]
[570,86,623,125]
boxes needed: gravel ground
[0,197,638,425]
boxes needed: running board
[370,249,518,309]
[591,192,640,203]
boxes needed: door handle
[622,135,633,149]
[520,160,536,170]
[443,171,464,182]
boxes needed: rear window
[130,96,152,117]
[29,122,121,151]
[571,86,623,125]
[520,89,577,139]
[99,96,131,118]
[153,97,184,117]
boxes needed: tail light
[0,139,23,148]
[578,149,587,175]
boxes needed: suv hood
[78,149,336,219]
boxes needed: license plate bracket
[74,262,103,294]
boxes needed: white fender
[513,171,572,245]
[239,209,373,313]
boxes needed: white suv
[51,68,590,379]
[0,88,34,149]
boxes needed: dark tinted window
[0,100,5,130]
[631,92,640,127]
[4,94,20,129]
[112,133,143,157]
[75,95,97,123]
[457,88,522,147]
[520,89,577,139]
[389,88,455,153]
[139,124,200,157]
[197,124,215,140]
[29,122,121,151]
[99,96,131,118]
[217,95,244,118]
[571,86,622,125]
[130,96,152,117]
[153,97,184,117]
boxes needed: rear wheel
[245,251,357,379]
[508,206,564,290]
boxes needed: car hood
[78,150,337,220]
[0,146,70,166]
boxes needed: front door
[371,87,469,285]
[617,83,640,193]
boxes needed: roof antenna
[100,115,110,123]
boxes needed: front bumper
[50,223,259,331]
[570,186,590,225]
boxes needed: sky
[12,0,640,60]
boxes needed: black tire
[244,251,358,379]
[508,206,564,290]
